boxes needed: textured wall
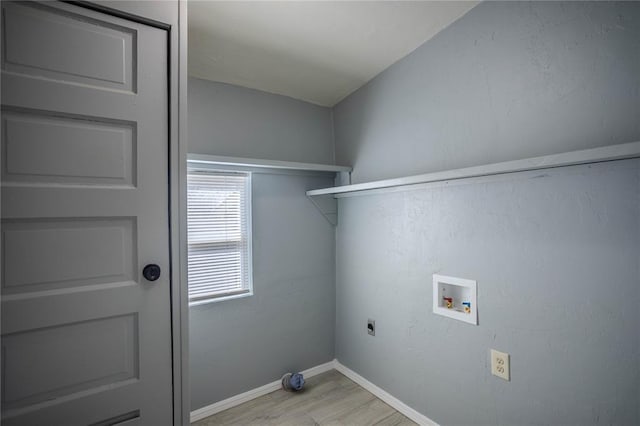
[190,172,336,410]
[333,1,640,184]
[335,160,640,425]
[332,1,640,425]
[189,77,335,164]
[188,79,336,410]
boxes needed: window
[187,169,252,304]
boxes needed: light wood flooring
[192,370,417,426]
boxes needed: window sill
[188,290,253,307]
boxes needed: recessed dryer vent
[433,274,478,325]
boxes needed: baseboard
[190,360,336,423]
[334,360,438,426]
[190,359,437,425]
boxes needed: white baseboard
[190,360,336,423]
[190,359,437,426]
[334,360,438,426]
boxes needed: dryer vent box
[433,274,478,325]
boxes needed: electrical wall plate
[367,319,375,336]
[432,274,478,325]
[491,349,510,381]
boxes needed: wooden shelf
[306,141,640,198]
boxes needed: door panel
[2,218,136,293]
[3,2,136,91]
[2,110,136,186]
[2,314,138,410]
[1,2,172,425]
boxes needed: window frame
[186,167,253,306]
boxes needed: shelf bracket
[307,193,337,226]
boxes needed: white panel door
[1,2,173,425]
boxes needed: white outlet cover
[491,349,510,381]
[432,274,478,325]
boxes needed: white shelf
[187,153,351,227]
[306,141,640,197]
[188,153,351,173]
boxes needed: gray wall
[190,172,336,410]
[333,2,640,425]
[335,160,639,425]
[189,77,335,164]
[188,78,336,410]
[333,1,640,184]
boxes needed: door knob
[143,264,161,281]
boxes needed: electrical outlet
[367,319,375,336]
[490,349,510,381]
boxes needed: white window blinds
[187,170,252,303]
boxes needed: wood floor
[193,370,417,426]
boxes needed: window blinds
[187,170,251,303]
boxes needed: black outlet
[367,319,375,336]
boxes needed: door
[1,2,173,425]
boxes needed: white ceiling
[188,1,478,107]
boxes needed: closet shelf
[188,153,352,173]
[306,141,640,198]
[187,153,352,227]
